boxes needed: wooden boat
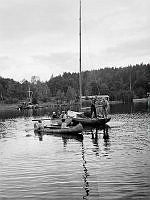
[34,129,83,142]
[35,123,83,136]
[67,110,111,127]
[72,116,111,127]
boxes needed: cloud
[0,0,150,81]
[0,56,14,71]
[32,52,79,74]
[0,0,78,40]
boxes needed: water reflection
[1,104,150,199]
[85,125,111,157]
[103,126,110,145]
[34,130,83,144]
[0,102,149,121]
[34,129,90,199]
[111,102,148,114]
[0,122,7,138]
[81,141,90,199]
[34,131,43,141]
[0,107,54,120]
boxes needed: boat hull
[36,123,83,135]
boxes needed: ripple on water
[0,111,150,199]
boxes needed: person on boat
[60,111,67,120]
[91,98,97,118]
[61,118,68,128]
[101,98,109,118]
[51,111,57,119]
[95,98,102,117]
[34,120,44,132]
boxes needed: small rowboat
[34,123,83,136]
[72,117,111,127]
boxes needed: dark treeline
[0,63,150,104]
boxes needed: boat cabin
[82,95,109,101]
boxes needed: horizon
[0,0,150,82]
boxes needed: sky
[0,0,150,82]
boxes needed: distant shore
[0,98,148,112]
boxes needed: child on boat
[60,111,67,120]
[61,118,68,128]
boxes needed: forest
[0,63,150,104]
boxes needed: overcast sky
[0,0,150,82]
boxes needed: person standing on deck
[95,98,102,117]
[101,98,109,118]
[91,98,97,118]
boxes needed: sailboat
[68,0,111,127]
[18,87,39,110]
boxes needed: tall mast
[79,0,82,111]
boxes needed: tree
[66,86,77,103]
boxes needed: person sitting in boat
[34,120,44,132]
[60,111,67,120]
[51,111,57,119]
[101,98,109,118]
[91,98,97,118]
[61,118,68,128]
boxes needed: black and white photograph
[0,0,150,199]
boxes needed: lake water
[0,103,150,200]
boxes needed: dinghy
[34,123,83,136]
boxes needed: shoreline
[0,98,148,112]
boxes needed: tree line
[0,63,150,104]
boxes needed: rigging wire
[82,9,101,95]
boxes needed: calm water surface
[0,103,150,200]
